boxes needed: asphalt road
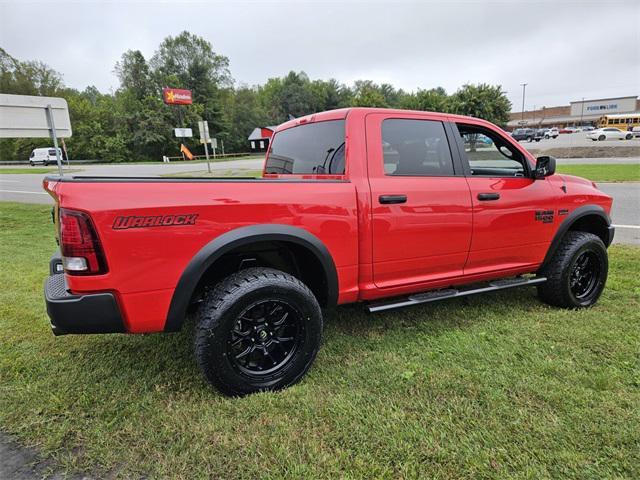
[1,158,638,244]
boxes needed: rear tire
[537,231,608,308]
[194,267,323,396]
[625,134,632,140]
[598,135,606,141]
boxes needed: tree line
[0,31,512,162]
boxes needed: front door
[453,122,557,275]
[366,114,473,289]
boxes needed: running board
[366,276,547,313]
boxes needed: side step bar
[366,276,547,313]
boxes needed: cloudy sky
[1,0,638,110]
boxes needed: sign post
[0,94,72,176]
[198,120,212,173]
[45,105,64,175]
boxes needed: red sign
[163,88,192,105]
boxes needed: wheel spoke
[235,345,254,360]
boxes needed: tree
[114,50,153,100]
[449,83,511,127]
[351,80,388,108]
[401,87,449,112]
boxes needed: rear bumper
[44,273,125,335]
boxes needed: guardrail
[0,152,263,166]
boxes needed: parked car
[511,128,537,142]
[43,107,615,396]
[541,128,559,139]
[559,127,577,134]
[580,126,595,132]
[587,128,634,141]
[29,147,62,166]
[534,129,551,141]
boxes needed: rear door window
[381,119,454,176]
[265,120,345,174]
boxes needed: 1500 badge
[535,210,555,224]
[113,214,198,230]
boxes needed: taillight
[59,208,107,275]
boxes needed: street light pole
[580,97,585,126]
[520,83,528,123]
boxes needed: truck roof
[275,107,485,133]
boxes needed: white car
[544,128,559,139]
[29,147,63,166]
[587,128,634,141]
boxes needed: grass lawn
[557,163,640,182]
[0,168,81,174]
[1,201,638,479]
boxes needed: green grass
[1,201,639,479]
[557,163,640,182]
[0,167,81,174]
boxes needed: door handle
[379,194,407,204]
[477,193,500,201]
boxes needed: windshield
[265,120,345,174]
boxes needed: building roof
[248,126,278,141]
[569,96,637,104]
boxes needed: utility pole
[580,97,585,126]
[520,83,528,124]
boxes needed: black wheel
[537,231,608,308]
[625,134,632,140]
[527,136,533,142]
[29,161,34,166]
[194,267,323,396]
[598,135,606,141]
[535,138,541,142]
[545,135,549,139]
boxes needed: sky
[1,0,639,111]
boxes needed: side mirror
[534,155,556,178]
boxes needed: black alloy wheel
[227,299,304,376]
[569,251,601,301]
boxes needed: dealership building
[507,95,640,129]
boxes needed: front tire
[598,135,606,141]
[194,267,323,396]
[537,231,608,308]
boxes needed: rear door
[451,121,557,275]
[366,113,473,289]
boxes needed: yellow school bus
[598,113,640,130]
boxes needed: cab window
[456,124,528,177]
[265,120,345,175]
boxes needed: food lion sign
[162,88,192,105]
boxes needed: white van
[29,147,63,166]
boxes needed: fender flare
[164,224,338,332]
[539,204,613,271]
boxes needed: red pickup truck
[43,108,614,396]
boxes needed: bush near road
[1,202,638,479]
